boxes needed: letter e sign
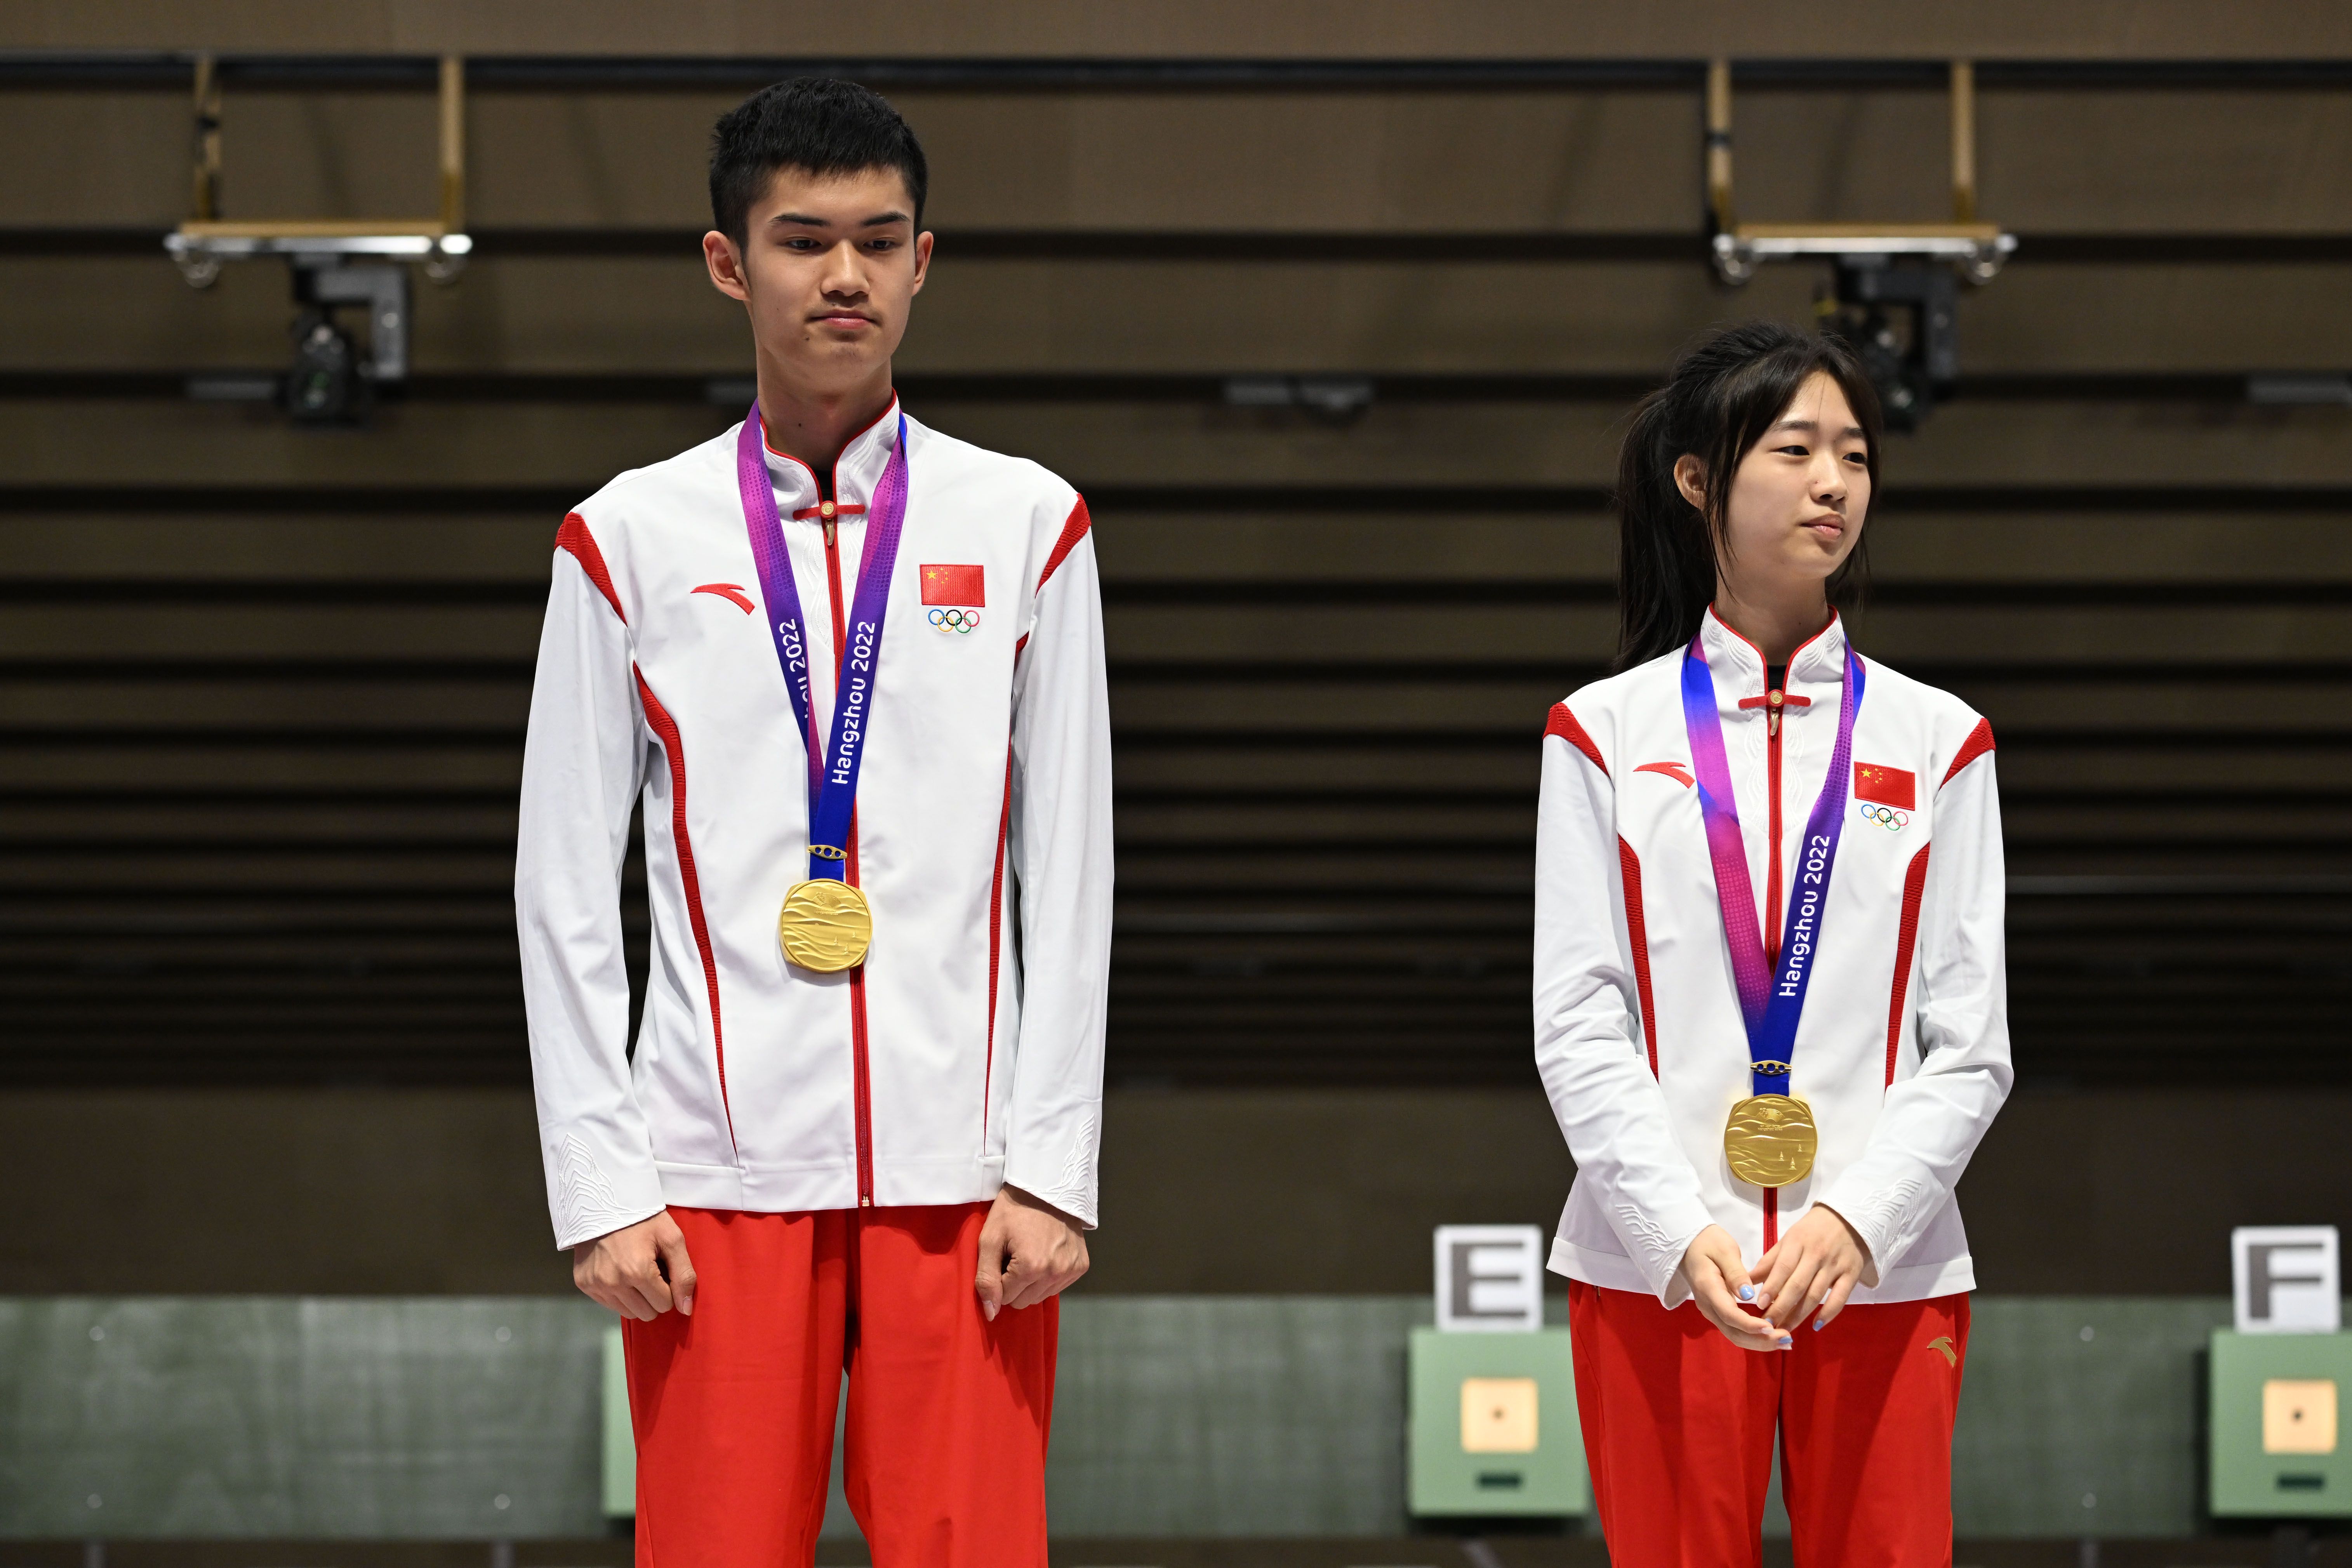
[1434,1224,1545,1333]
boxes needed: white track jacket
[1536,610,2010,1308]
[517,401,1113,1250]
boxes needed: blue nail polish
[1812,1319,1825,1331]
[1737,1285,1756,1302]
[1777,1337,1793,1349]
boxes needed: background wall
[4,1087,2349,1296]
[4,1,2352,1307]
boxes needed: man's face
[704,164,931,393]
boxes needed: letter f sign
[2232,1226,2341,1334]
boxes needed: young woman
[1535,320,2011,1566]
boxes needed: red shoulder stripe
[1941,717,1996,786]
[1544,703,1607,775]
[555,513,626,624]
[1037,496,1092,592]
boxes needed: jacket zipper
[1762,674,1785,1252]
[1765,684,1785,968]
[822,515,877,1208]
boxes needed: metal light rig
[1706,60,2018,431]
[165,54,472,423]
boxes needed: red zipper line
[1736,686,1811,960]
[1764,679,1780,1252]
[822,513,877,1208]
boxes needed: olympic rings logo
[927,607,981,634]
[1858,802,1910,831]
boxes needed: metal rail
[10,226,2351,263]
[0,368,2343,406]
[4,52,2352,91]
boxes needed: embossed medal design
[1723,1093,1819,1187]
[777,879,874,972]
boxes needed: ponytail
[1613,321,1882,669]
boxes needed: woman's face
[1676,370,1872,593]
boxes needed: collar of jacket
[757,391,904,514]
[1699,604,1850,711]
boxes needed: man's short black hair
[709,78,928,249]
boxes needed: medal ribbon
[735,404,910,883]
[1678,628,1867,1097]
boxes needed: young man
[516,79,1111,1566]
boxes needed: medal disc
[1723,1094,1818,1188]
[777,879,873,972]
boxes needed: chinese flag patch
[1854,763,1916,810]
[920,564,984,606]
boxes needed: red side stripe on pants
[633,669,734,1152]
[1885,845,1934,1086]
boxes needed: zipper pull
[1767,689,1783,737]
[824,519,837,548]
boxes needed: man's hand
[573,1211,697,1322]
[1752,1204,1877,1334]
[975,1186,1088,1322]
[1679,1224,1784,1352]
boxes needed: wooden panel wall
[4,31,2352,1091]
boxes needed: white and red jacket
[1535,610,2011,1308]
[517,400,1113,1250]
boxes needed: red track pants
[622,1203,1057,1568]
[1568,1279,1969,1568]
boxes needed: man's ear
[1672,454,1709,512]
[703,231,750,304]
[909,230,934,297]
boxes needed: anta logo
[1635,761,1694,788]
[1926,1335,1958,1367]
[692,583,755,614]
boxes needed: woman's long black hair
[1615,321,1884,669]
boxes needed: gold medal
[777,879,873,972]
[1723,1094,1818,1188]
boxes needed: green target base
[1407,1326,1589,1518]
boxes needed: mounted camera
[1703,58,2014,432]
[163,53,466,426]
[1819,260,1960,434]
[280,260,409,425]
